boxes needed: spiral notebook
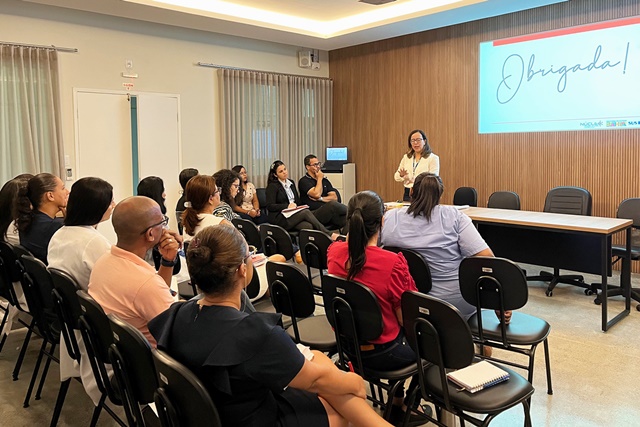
[447,361,510,393]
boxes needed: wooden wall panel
[330,0,640,271]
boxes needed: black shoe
[389,405,431,427]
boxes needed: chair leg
[24,339,48,408]
[0,308,9,352]
[90,395,106,427]
[13,319,35,380]
[35,341,57,400]
[49,378,71,427]
[522,398,532,427]
[0,332,7,353]
[543,338,553,395]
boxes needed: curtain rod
[0,41,78,53]
[196,62,331,81]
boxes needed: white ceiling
[23,0,568,50]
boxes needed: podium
[325,163,356,205]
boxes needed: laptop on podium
[322,146,348,172]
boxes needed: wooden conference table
[460,207,632,332]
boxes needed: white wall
[1,0,329,175]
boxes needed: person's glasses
[231,183,240,189]
[140,215,169,235]
[309,162,323,168]
[410,138,424,143]
[212,188,220,196]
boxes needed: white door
[74,90,181,243]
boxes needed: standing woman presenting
[394,129,439,201]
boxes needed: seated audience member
[16,173,69,263]
[212,169,241,222]
[381,173,510,324]
[48,177,115,291]
[138,175,168,215]
[0,174,33,245]
[149,225,393,427]
[231,164,267,224]
[48,177,115,404]
[298,154,347,232]
[88,196,179,347]
[181,174,229,243]
[327,191,423,426]
[138,175,181,274]
[266,160,335,236]
[175,168,199,234]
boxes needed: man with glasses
[88,196,181,347]
[298,154,348,233]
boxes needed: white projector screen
[479,17,640,133]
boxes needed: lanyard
[412,157,421,174]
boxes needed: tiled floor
[1,266,639,426]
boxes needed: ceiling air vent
[359,0,397,5]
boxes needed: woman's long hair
[16,173,59,233]
[212,169,241,208]
[407,173,444,221]
[0,174,32,240]
[267,160,285,184]
[65,178,113,226]
[405,129,433,159]
[181,175,217,237]
[345,191,384,281]
[137,176,166,214]
[231,165,246,207]
[187,224,248,296]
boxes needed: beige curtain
[0,45,65,183]
[218,69,332,187]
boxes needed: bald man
[88,196,180,347]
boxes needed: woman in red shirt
[327,190,422,425]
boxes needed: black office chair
[76,291,128,427]
[383,247,432,294]
[259,224,296,260]
[453,187,478,207]
[527,186,594,297]
[402,291,534,427]
[592,198,640,311]
[256,187,268,218]
[321,274,423,421]
[20,254,61,408]
[244,263,261,300]
[0,241,33,355]
[232,218,262,253]
[266,261,336,353]
[49,268,84,426]
[459,256,553,395]
[299,229,332,292]
[108,313,160,427]
[487,191,521,210]
[153,349,222,427]
[3,242,37,381]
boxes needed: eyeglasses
[410,138,424,143]
[140,215,169,235]
[231,183,240,189]
[309,162,323,168]
[212,188,220,196]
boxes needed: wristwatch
[161,256,177,267]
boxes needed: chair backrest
[109,313,158,426]
[21,254,58,342]
[333,188,342,204]
[266,261,315,319]
[231,218,262,252]
[0,242,17,305]
[299,229,332,283]
[153,350,222,427]
[383,246,432,294]
[453,187,478,207]
[256,188,268,216]
[259,224,295,260]
[543,186,592,215]
[49,268,83,362]
[0,241,29,312]
[244,263,261,300]
[321,274,384,372]
[459,256,528,311]
[487,191,521,210]
[76,290,119,402]
[401,291,474,370]
[401,291,475,410]
[617,198,640,228]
